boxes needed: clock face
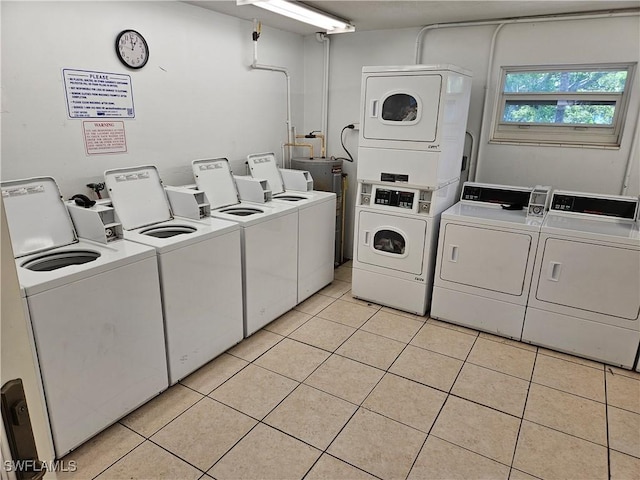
[116,30,149,69]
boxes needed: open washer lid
[192,158,241,210]
[247,152,285,195]
[1,177,78,257]
[104,166,173,230]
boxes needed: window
[381,93,419,122]
[373,229,406,255]
[491,64,635,147]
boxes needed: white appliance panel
[352,267,428,315]
[243,212,298,336]
[247,153,285,195]
[535,238,640,320]
[363,74,442,143]
[192,158,240,209]
[356,211,428,276]
[26,256,167,456]
[439,224,533,296]
[104,166,173,230]
[523,308,640,369]
[159,230,243,382]
[297,198,336,302]
[2,177,77,257]
[431,286,526,339]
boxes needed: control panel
[461,183,531,208]
[527,185,551,218]
[374,188,415,209]
[358,182,432,214]
[550,192,639,220]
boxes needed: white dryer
[191,158,298,337]
[246,152,336,303]
[431,182,550,340]
[1,177,167,458]
[522,191,640,369]
[352,180,458,315]
[358,65,472,187]
[104,166,244,384]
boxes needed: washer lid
[1,177,78,257]
[247,152,285,195]
[192,158,240,210]
[104,166,173,230]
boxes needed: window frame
[490,63,636,148]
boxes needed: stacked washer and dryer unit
[352,65,472,315]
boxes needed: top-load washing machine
[104,166,244,384]
[358,64,472,188]
[246,152,336,303]
[1,177,168,458]
[522,191,640,368]
[430,182,551,340]
[190,158,299,337]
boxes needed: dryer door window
[535,238,640,320]
[381,94,419,123]
[357,211,427,275]
[363,74,441,142]
[373,229,406,255]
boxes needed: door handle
[370,100,378,118]
[548,261,562,281]
[364,231,370,246]
[449,245,459,262]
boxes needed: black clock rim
[115,29,149,70]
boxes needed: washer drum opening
[21,250,101,272]
[276,195,305,201]
[140,225,197,238]
[219,207,263,217]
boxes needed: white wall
[475,16,640,194]
[306,14,640,258]
[304,28,419,258]
[1,1,305,196]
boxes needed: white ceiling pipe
[316,32,330,155]
[622,104,640,195]
[251,18,293,167]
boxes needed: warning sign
[83,121,127,155]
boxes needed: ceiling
[185,1,640,36]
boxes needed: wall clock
[115,30,149,69]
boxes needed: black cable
[332,124,355,163]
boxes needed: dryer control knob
[362,195,370,205]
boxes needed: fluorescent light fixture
[237,0,355,34]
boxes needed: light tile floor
[62,261,640,480]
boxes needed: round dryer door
[356,211,427,275]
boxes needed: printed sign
[64,69,135,118]
[83,121,127,155]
